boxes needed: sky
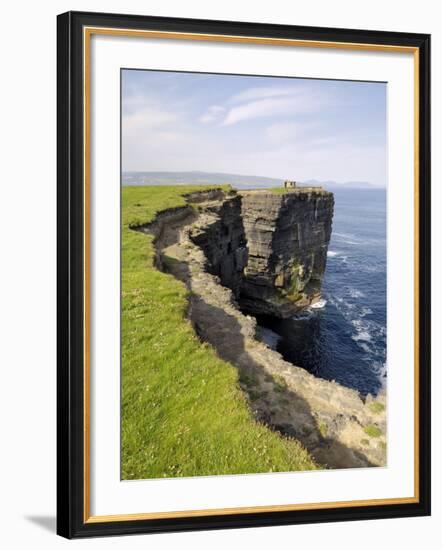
[122,69,387,187]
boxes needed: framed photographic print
[57,11,431,538]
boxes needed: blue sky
[122,69,386,187]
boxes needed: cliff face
[184,188,333,318]
[189,194,248,298]
[240,190,334,317]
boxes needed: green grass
[369,402,385,414]
[269,187,326,195]
[268,187,292,194]
[318,422,328,438]
[273,374,288,393]
[363,425,382,438]
[121,185,317,479]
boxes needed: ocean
[258,188,387,396]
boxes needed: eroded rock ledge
[134,189,386,469]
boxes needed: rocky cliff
[137,188,386,469]
[240,190,334,317]
[189,193,248,299]
[185,188,334,317]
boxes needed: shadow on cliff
[136,193,376,471]
[192,294,374,470]
[161,251,374,471]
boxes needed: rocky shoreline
[133,189,387,469]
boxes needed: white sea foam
[348,288,365,299]
[333,232,361,245]
[327,250,338,257]
[352,331,372,343]
[352,319,366,333]
[374,362,388,387]
[359,342,371,353]
[311,299,327,309]
[331,295,355,311]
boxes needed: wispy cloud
[197,86,330,127]
[229,86,297,103]
[121,70,386,186]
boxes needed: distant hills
[122,171,381,190]
[302,179,379,190]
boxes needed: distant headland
[122,170,382,190]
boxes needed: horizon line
[121,170,386,188]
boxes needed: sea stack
[239,188,334,318]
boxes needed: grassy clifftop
[121,185,317,479]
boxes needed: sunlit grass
[121,185,317,479]
[363,425,382,438]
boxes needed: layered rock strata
[240,190,334,317]
[189,194,248,299]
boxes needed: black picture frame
[57,10,431,539]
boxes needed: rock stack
[239,190,334,317]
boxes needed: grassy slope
[268,187,292,194]
[122,185,317,479]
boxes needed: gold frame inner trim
[83,26,420,524]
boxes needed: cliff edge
[134,188,386,469]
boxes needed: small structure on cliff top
[284,180,297,189]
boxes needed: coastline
[133,187,387,470]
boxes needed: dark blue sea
[258,188,387,396]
